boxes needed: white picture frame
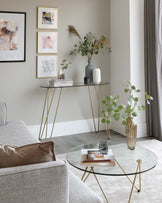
[37,31,58,54]
[37,55,58,78]
[38,7,58,30]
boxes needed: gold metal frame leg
[88,86,97,133]
[137,159,142,192]
[115,158,139,192]
[50,88,63,138]
[39,88,49,140]
[39,89,56,140]
[83,168,92,183]
[81,167,109,202]
[128,159,142,203]
[98,86,101,132]
[91,167,109,203]
[81,167,88,181]
[45,89,49,140]
[94,85,101,132]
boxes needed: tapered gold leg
[81,167,88,181]
[50,88,63,138]
[39,89,56,140]
[83,168,92,183]
[115,158,139,191]
[39,88,49,140]
[98,86,101,132]
[91,167,109,203]
[137,159,142,192]
[88,86,97,132]
[94,85,102,132]
[45,89,49,140]
[128,160,142,203]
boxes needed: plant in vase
[68,25,111,83]
[59,59,72,79]
[120,81,153,150]
[101,81,153,150]
[101,95,123,138]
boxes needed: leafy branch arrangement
[101,81,153,127]
[68,25,111,60]
[101,95,123,125]
[120,81,153,125]
[60,59,72,70]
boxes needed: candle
[93,68,101,84]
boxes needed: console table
[39,82,109,140]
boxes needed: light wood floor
[43,130,154,155]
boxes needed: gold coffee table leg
[81,167,109,203]
[128,159,142,203]
[81,167,88,181]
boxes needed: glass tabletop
[67,142,158,176]
[40,81,110,88]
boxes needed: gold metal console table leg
[39,88,49,140]
[88,86,97,133]
[88,85,110,137]
[81,167,109,203]
[50,88,63,138]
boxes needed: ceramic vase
[85,59,94,83]
[93,68,101,84]
[126,119,137,150]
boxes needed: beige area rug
[57,139,162,203]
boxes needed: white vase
[93,68,101,84]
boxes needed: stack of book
[81,148,115,166]
[49,79,73,87]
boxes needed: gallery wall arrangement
[0,11,26,62]
[36,7,58,79]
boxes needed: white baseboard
[28,119,147,139]
[28,118,105,139]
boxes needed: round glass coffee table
[67,143,157,203]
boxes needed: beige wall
[0,0,110,126]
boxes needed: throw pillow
[0,141,56,168]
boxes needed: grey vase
[85,59,94,83]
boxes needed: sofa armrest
[0,160,69,203]
[0,102,7,126]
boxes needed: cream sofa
[0,102,103,203]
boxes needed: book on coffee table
[81,148,115,166]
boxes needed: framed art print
[38,7,58,29]
[0,11,26,62]
[37,31,58,54]
[37,55,58,78]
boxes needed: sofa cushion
[0,102,7,126]
[0,141,56,168]
[69,171,103,203]
[0,120,39,146]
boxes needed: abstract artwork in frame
[38,7,58,30]
[37,55,58,78]
[38,31,58,54]
[0,11,26,62]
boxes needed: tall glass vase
[126,119,137,150]
[85,59,94,83]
